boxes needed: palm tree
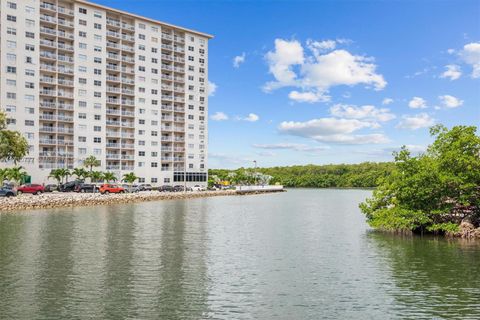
[88,171,103,183]
[49,169,63,184]
[0,168,9,184]
[72,167,88,181]
[122,172,137,185]
[83,155,100,173]
[7,166,28,186]
[103,171,117,183]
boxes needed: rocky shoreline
[0,190,268,213]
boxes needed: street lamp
[253,160,257,185]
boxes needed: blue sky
[97,0,480,169]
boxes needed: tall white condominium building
[0,0,212,186]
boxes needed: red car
[99,184,125,194]
[17,184,45,195]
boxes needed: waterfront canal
[1,189,479,319]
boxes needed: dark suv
[60,180,83,192]
[74,183,99,193]
[158,185,174,192]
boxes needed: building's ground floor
[1,162,208,188]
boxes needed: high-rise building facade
[0,0,212,186]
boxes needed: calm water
[0,189,479,319]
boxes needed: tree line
[209,162,395,188]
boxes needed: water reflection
[367,232,480,319]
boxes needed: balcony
[174,106,185,112]
[121,110,135,117]
[121,56,135,63]
[39,139,57,145]
[107,19,121,28]
[58,31,74,39]
[107,98,120,105]
[106,120,121,126]
[121,132,135,138]
[106,154,120,160]
[121,99,134,106]
[121,143,135,149]
[162,95,173,101]
[40,2,56,11]
[40,90,56,96]
[107,75,120,82]
[40,102,56,109]
[106,143,120,148]
[161,136,173,141]
[40,77,55,84]
[107,86,121,93]
[121,155,134,160]
[121,77,135,85]
[162,64,174,71]
[161,147,173,152]
[40,27,56,36]
[57,43,74,51]
[161,116,173,121]
[174,117,185,122]
[121,166,134,171]
[161,157,173,161]
[57,79,74,86]
[174,47,185,53]
[57,55,74,63]
[57,7,74,16]
[57,67,74,75]
[107,109,120,115]
[162,104,173,111]
[121,67,134,74]
[106,131,121,137]
[106,165,121,170]
[122,46,135,53]
[57,19,74,28]
[39,114,56,121]
[107,42,120,49]
[107,31,120,39]
[58,103,74,110]
[122,88,134,95]
[57,91,74,98]
[174,97,185,103]
[121,34,135,42]
[40,40,56,48]
[121,23,135,31]
[162,33,173,40]
[107,64,120,71]
[121,122,134,128]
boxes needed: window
[138,151,145,156]
[78,113,87,119]
[7,41,16,49]
[94,23,102,30]
[25,82,35,89]
[5,105,16,112]
[78,66,87,72]
[6,79,16,86]
[25,107,34,114]
[7,15,16,22]
[25,69,35,76]
[25,32,35,38]
[26,19,35,27]
[79,8,87,14]
[94,115,101,120]
[6,66,17,74]
[7,27,16,35]
[188,46,194,51]
[151,178,158,183]
[25,120,34,126]
[7,119,16,125]
[94,80,102,86]
[94,11,102,18]
[94,92,101,98]
[138,34,145,40]
[7,93,16,99]
[78,136,87,142]
[79,19,87,26]
[94,46,102,52]
[94,126,101,132]
[94,137,102,143]
[79,101,87,108]
[94,69,102,75]
[79,148,87,155]
[7,2,16,9]
[139,55,145,61]
[79,31,87,38]
[79,43,87,49]
[138,23,146,29]
[151,162,158,168]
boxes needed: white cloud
[253,143,328,152]
[288,90,330,103]
[408,96,428,109]
[208,81,217,96]
[397,113,435,130]
[459,42,480,78]
[382,98,394,105]
[330,104,396,123]
[210,112,229,121]
[438,95,464,108]
[233,52,246,68]
[264,39,386,102]
[278,117,389,144]
[440,64,462,80]
[239,113,259,122]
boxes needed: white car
[191,185,206,192]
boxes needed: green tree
[88,171,103,183]
[103,171,117,183]
[0,111,29,165]
[7,166,28,185]
[122,172,137,184]
[72,167,88,181]
[360,125,480,235]
[83,155,100,173]
[48,168,70,184]
[0,168,9,183]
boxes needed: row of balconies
[40,64,74,74]
[161,44,185,53]
[39,151,74,158]
[106,31,135,42]
[106,18,135,31]
[106,154,135,160]
[106,131,135,138]
[40,15,75,28]
[160,65,185,73]
[106,98,135,106]
[40,40,74,51]
[40,27,74,39]
[161,74,185,82]
[39,126,74,134]
[40,2,74,16]
[161,95,185,102]
[39,139,74,145]
[40,102,74,110]
[39,114,74,121]
[40,90,74,98]
[40,52,74,63]
[106,143,135,149]
[106,76,135,84]
[106,165,134,171]
[106,109,135,116]
[39,162,74,169]
[106,42,135,52]
[161,54,185,63]
[107,53,135,63]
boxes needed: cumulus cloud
[233,52,246,68]
[208,81,217,96]
[438,95,464,108]
[264,38,386,102]
[210,112,229,121]
[459,42,480,78]
[408,97,428,109]
[253,143,328,152]
[382,98,394,105]
[239,113,260,122]
[288,90,330,103]
[397,113,435,130]
[329,104,396,123]
[278,117,389,144]
[440,64,462,80]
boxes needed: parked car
[121,184,140,193]
[74,183,99,193]
[138,184,153,191]
[44,184,59,192]
[191,185,206,192]
[60,180,83,192]
[173,185,192,192]
[17,184,45,195]
[158,185,174,192]
[99,184,125,194]
[0,186,17,197]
